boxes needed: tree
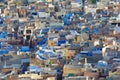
[15,1,23,6]
[48,60,53,65]
[92,0,97,4]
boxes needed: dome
[97,60,108,68]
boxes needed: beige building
[64,76,94,80]
[84,69,99,79]
[4,8,10,16]
[18,74,43,80]
[63,64,85,77]
[46,77,56,80]
[18,73,57,80]
[23,24,35,41]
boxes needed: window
[26,30,31,34]
[8,34,13,37]
[85,43,89,47]
[21,30,23,34]
[26,35,30,41]
[32,12,37,15]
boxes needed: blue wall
[58,40,66,46]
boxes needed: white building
[114,24,120,35]
[102,45,118,60]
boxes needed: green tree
[92,0,97,4]
[15,1,23,6]
[49,60,53,65]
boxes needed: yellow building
[74,34,82,43]
[66,49,76,60]
[48,39,57,47]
